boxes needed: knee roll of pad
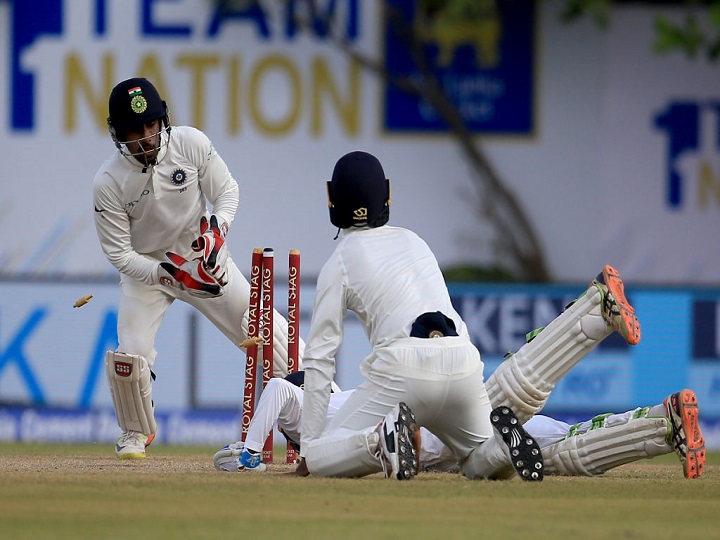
[105,351,156,435]
[486,286,610,424]
[485,355,553,424]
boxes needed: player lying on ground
[216,238,704,481]
[214,374,705,479]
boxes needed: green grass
[0,444,718,539]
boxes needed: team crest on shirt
[171,168,187,186]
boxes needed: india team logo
[172,168,187,186]
[128,86,147,114]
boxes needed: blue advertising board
[1,280,720,447]
[383,0,535,133]
[448,283,720,419]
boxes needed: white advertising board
[0,1,718,284]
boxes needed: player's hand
[293,457,310,477]
[191,215,229,286]
[158,252,224,298]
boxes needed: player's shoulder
[387,225,428,244]
[366,225,433,258]
[349,224,418,242]
[384,224,415,235]
[92,151,124,187]
[170,125,214,162]
[171,125,211,146]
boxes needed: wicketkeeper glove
[191,215,229,286]
[158,252,224,298]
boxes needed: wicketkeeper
[93,77,302,459]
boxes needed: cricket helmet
[107,77,170,144]
[284,371,336,393]
[326,151,391,229]
[284,371,306,389]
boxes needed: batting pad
[105,351,156,435]
[486,285,611,423]
[542,412,669,476]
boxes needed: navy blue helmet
[326,151,391,229]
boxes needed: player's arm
[183,129,238,284]
[187,127,239,228]
[200,151,238,228]
[294,458,310,476]
[93,180,158,284]
[94,178,223,297]
[299,261,347,462]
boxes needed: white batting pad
[105,351,156,435]
[486,285,611,423]
[542,411,669,476]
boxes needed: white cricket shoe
[115,430,153,460]
[377,402,418,480]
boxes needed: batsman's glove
[191,215,229,286]
[158,252,224,298]
[213,442,243,471]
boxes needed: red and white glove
[191,215,229,286]
[158,252,224,298]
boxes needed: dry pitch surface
[0,444,718,540]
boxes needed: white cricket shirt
[301,225,468,445]
[92,126,239,284]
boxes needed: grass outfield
[0,443,717,539]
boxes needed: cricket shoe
[213,442,267,472]
[115,430,153,460]
[592,264,641,345]
[377,402,419,480]
[491,406,544,481]
[664,389,706,479]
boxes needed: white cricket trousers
[304,336,515,479]
[244,378,304,453]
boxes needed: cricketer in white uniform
[93,77,300,460]
[213,373,705,479]
[213,152,704,480]
[296,151,544,481]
